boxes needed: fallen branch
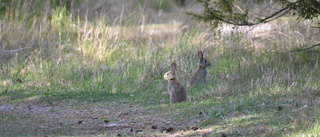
[0,47,32,53]
[285,43,320,53]
[292,105,308,112]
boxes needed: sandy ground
[0,99,211,136]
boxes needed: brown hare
[163,62,187,103]
[190,51,211,87]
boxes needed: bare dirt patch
[0,99,206,136]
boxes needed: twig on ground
[284,43,320,53]
[0,47,32,53]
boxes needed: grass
[1,0,320,136]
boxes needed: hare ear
[171,62,177,74]
[198,51,204,59]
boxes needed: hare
[163,62,187,103]
[190,51,211,87]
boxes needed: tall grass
[0,0,320,135]
[0,0,319,95]
[0,0,180,93]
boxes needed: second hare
[190,51,211,87]
[163,62,187,103]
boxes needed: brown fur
[164,62,187,103]
[190,51,211,87]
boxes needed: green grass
[0,0,320,136]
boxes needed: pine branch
[188,1,299,26]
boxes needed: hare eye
[204,60,207,63]
[167,73,169,75]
